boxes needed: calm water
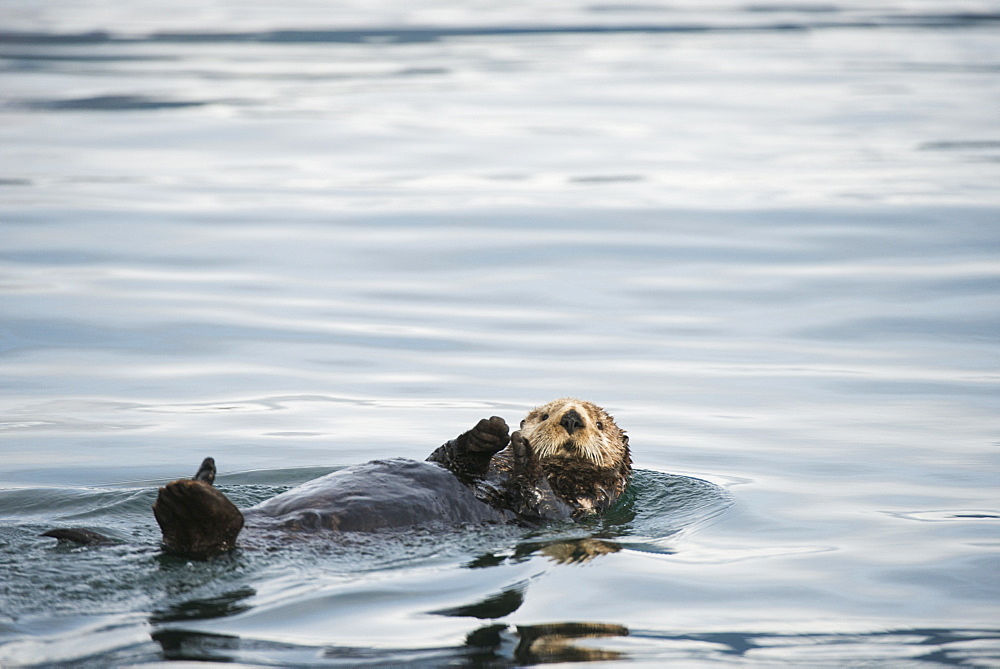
[1,0,999,665]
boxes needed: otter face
[518,398,629,469]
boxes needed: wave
[2,11,999,46]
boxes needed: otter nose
[560,409,584,435]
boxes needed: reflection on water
[536,538,622,564]
[152,622,632,665]
[509,622,631,664]
[1,0,999,664]
[434,583,528,619]
[150,586,256,624]
[148,622,1000,666]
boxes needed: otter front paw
[505,431,573,522]
[427,416,510,482]
[465,416,510,456]
[510,430,540,479]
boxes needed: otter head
[518,398,630,471]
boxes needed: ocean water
[1,0,999,665]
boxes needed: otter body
[49,399,631,559]
[247,458,508,532]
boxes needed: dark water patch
[896,62,1000,74]
[0,178,31,186]
[587,3,678,13]
[886,12,1000,28]
[0,31,114,45]
[920,140,1000,151]
[0,26,757,48]
[745,4,840,12]
[395,67,450,77]
[798,315,1000,343]
[145,25,798,43]
[0,51,171,62]
[907,276,1000,296]
[570,174,645,184]
[17,95,208,112]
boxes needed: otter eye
[541,414,549,421]
[597,421,604,431]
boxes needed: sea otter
[46,398,631,560]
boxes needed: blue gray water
[1,0,999,665]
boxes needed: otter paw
[511,430,539,478]
[465,416,510,455]
[153,479,244,559]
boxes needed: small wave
[472,469,733,563]
[0,487,153,521]
[2,12,999,46]
[609,469,732,530]
[17,95,208,112]
[920,140,1000,151]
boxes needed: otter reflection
[538,537,621,563]
[465,622,631,664]
[435,544,630,662]
[153,620,632,665]
[517,622,630,663]
[466,535,624,569]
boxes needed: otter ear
[520,419,526,429]
[622,435,629,447]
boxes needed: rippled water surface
[1,0,999,666]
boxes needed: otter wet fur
[45,398,631,560]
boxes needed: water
[1,0,999,665]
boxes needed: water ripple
[3,11,1000,46]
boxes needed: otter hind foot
[152,465,243,560]
[41,527,117,546]
[192,456,216,484]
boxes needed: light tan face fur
[518,398,628,469]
